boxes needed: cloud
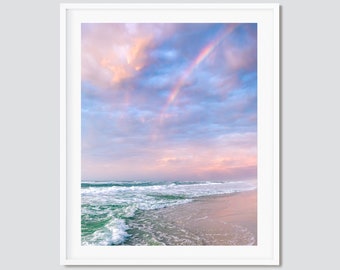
[82,23,178,88]
[82,133,257,181]
[81,23,257,181]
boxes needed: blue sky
[81,23,257,181]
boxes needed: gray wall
[1,0,339,269]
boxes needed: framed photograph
[60,3,280,265]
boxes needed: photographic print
[60,3,279,265]
[81,23,258,246]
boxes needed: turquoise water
[81,180,255,246]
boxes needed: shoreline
[126,189,257,246]
[163,189,257,245]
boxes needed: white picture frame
[60,3,280,265]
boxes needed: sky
[81,23,257,181]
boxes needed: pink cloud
[82,132,256,181]
[224,46,256,71]
[82,23,177,89]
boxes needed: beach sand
[127,190,257,246]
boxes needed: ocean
[81,180,256,246]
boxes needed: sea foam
[81,180,256,245]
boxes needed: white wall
[1,0,339,269]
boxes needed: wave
[81,181,163,188]
[81,180,256,246]
[81,180,231,188]
[82,216,129,246]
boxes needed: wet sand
[126,189,257,245]
[156,189,257,245]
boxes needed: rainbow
[160,24,238,121]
